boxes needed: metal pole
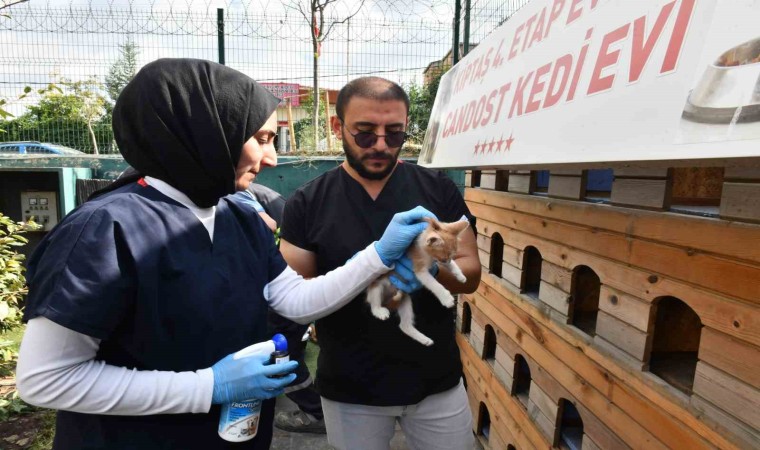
[217,8,225,65]
[463,0,471,55]
[453,0,461,65]
[346,18,350,85]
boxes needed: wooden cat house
[420,1,759,448]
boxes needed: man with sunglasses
[279,76,481,450]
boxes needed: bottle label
[218,399,262,442]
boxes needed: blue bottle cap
[272,333,288,352]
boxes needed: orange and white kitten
[367,217,469,346]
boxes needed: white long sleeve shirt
[17,178,390,416]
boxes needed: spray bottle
[218,334,289,442]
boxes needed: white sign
[419,0,760,169]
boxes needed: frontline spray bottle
[218,334,289,442]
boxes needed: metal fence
[0,0,530,154]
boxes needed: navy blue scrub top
[23,180,287,449]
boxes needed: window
[556,399,584,450]
[489,233,504,277]
[586,169,613,200]
[460,302,472,335]
[0,146,20,154]
[570,266,601,335]
[648,296,702,394]
[512,354,532,408]
[470,170,481,188]
[521,246,543,297]
[535,170,550,193]
[477,402,491,441]
[483,325,496,361]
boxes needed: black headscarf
[106,58,280,207]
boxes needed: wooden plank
[481,170,497,190]
[720,182,760,222]
[698,327,760,388]
[528,381,559,420]
[599,285,652,332]
[465,171,472,187]
[551,169,585,176]
[470,290,670,450]
[474,216,760,346]
[494,360,514,391]
[549,174,587,200]
[467,201,760,306]
[460,335,547,450]
[526,351,633,450]
[464,367,522,450]
[594,311,650,361]
[465,188,760,265]
[611,178,672,210]
[582,435,602,450]
[692,362,760,430]
[538,280,571,316]
[527,399,556,442]
[541,260,573,292]
[691,395,760,450]
[508,173,535,194]
[614,168,671,178]
[724,167,760,181]
[477,277,734,450]
[500,262,523,289]
[495,345,514,377]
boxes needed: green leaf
[23,86,32,94]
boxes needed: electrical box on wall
[21,191,59,231]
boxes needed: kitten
[366,217,469,346]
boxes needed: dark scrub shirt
[281,161,475,406]
[23,181,286,450]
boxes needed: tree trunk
[88,120,99,155]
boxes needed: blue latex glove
[231,190,265,213]
[389,254,438,293]
[374,206,438,266]
[211,352,298,404]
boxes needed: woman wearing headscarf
[15,59,433,449]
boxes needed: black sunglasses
[341,121,407,149]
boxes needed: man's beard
[343,138,400,181]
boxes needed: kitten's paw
[419,337,434,346]
[371,307,391,320]
[455,274,467,283]
[440,293,456,308]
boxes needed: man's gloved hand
[210,352,298,404]
[374,206,437,266]
[231,190,265,213]
[389,254,438,293]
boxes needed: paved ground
[270,395,484,450]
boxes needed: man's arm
[280,239,318,279]
[436,228,480,294]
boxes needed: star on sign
[495,135,505,153]
[487,139,496,153]
[473,141,481,155]
[505,133,515,151]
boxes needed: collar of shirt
[144,176,216,241]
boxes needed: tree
[407,66,445,144]
[3,79,112,154]
[62,77,109,154]
[105,40,139,104]
[0,0,29,18]
[286,0,365,151]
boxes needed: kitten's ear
[451,220,470,235]
[423,216,441,230]
[426,235,441,247]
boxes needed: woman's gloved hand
[374,206,437,266]
[210,352,298,404]
[389,254,438,293]
[230,190,265,213]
